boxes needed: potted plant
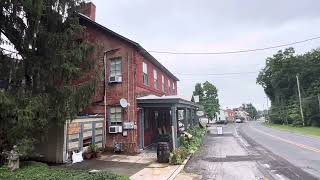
[89,144,98,158]
[95,147,103,158]
[83,146,94,159]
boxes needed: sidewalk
[181,124,269,180]
[67,147,186,180]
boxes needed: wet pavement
[239,121,319,180]
[183,124,267,180]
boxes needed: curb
[167,155,191,180]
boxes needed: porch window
[110,58,122,77]
[162,75,165,92]
[153,69,158,89]
[110,107,122,125]
[143,62,148,85]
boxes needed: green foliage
[0,0,100,159]
[192,81,220,120]
[88,144,99,153]
[0,162,128,180]
[169,127,206,165]
[257,47,320,127]
[241,103,258,119]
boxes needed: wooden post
[171,106,177,150]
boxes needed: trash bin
[157,142,170,163]
[217,126,223,135]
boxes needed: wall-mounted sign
[196,111,204,117]
[123,122,134,129]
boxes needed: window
[168,79,170,92]
[153,69,158,89]
[143,62,148,85]
[110,58,122,77]
[162,75,165,92]
[172,82,175,93]
[110,107,122,125]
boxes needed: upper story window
[110,58,122,77]
[172,82,175,92]
[143,62,149,85]
[110,107,122,125]
[109,58,122,83]
[162,75,165,92]
[167,79,170,92]
[153,69,158,89]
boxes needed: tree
[0,0,98,159]
[257,47,320,126]
[193,83,204,102]
[193,81,220,120]
[241,103,258,120]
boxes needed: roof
[78,13,179,81]
[137,95,199,108]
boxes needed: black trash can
[157,142,170,163]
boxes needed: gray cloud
[92,0,320,109]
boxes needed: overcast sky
[91,0,320,110]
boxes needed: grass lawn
[0,161,129,180]
[265,123,320,137]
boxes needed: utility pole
[296,74,305,126]
[318,95,320,113]
[266,97,269,122]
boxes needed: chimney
[80,2,96,21]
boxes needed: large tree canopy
[0,0,99,158]
[257,47,320,126]
[193,81,220,120]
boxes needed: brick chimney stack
[80,2,96,21]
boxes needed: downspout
[103,52,107,148]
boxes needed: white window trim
[153,69,158,89]
[143,62,149,85]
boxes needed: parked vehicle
[235,119,243,123]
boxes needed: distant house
[225,109,236,122]
[216,109,227,123]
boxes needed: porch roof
[137,95,199,109]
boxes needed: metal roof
[78,13,179,81]
[137,95,199,108]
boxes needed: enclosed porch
[137,95,199,149]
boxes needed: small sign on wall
[123,122,134,129]
[123,130,128,137]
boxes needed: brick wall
[80,19,178,152]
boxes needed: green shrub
[0,162,129,180]
[169,127,206,165]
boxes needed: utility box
[217,126,223,135]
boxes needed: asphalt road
[239,121,320,179]
[184,124,267,180]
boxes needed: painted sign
[196,111,205,117]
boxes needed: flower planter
[84,152,93,159]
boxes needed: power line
[149,36,320,55]
[176,71,258,76]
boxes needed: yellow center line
[250,124,320,153]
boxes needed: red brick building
[77,3,198,153]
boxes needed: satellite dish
[120,98,128,108]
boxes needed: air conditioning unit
[109,76,122,83]
[109,126,123,133]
